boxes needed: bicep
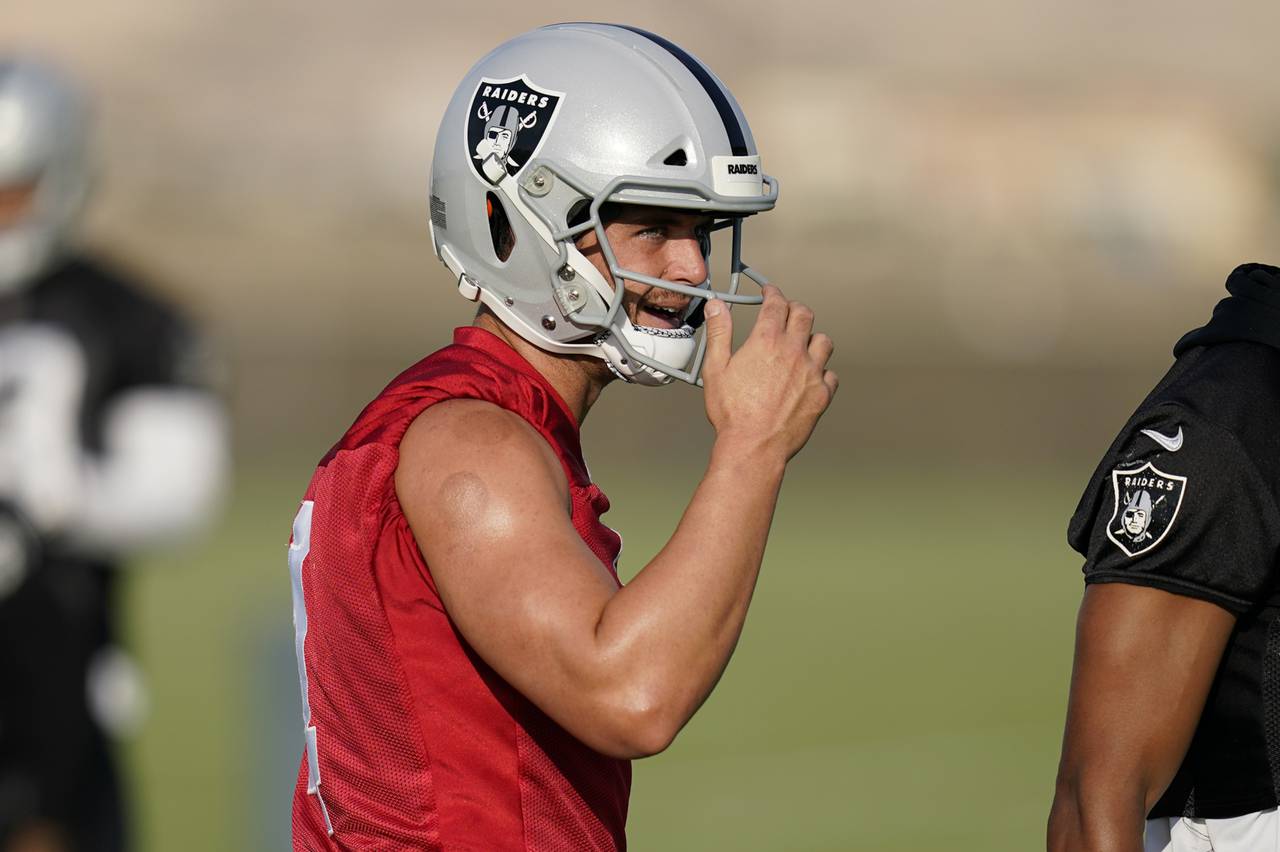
[395,402,619,715]
[423,468,618,666]
[1060,582,1234,808]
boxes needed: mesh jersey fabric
[1068,339,1280,819]
[290,326,630,851]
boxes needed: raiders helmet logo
[466,75,563,184]
[1106,462,1188,557]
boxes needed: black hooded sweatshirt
[1069,263,1280,819]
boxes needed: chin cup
[597,322,697,386]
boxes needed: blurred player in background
[1049,263,1280,852]
[0,59,229,852]
[289,23,835,850]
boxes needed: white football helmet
[428,23,778,386]
[0,58,91,296]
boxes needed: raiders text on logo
[466,75,563,184]
[479,84,552,110]
[726,163,758,175]
[1106,462,1188,558]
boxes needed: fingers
[755,284,788,332]
[700,297,733,380]
[786,300,814,339]
[823,369,839,398]
[807,332,833,367]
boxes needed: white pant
[1146,809,1280,851]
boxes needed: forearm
[1046,585,1235,852]
[1047,780,1147,852]
[593,434,786,731]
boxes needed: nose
[663,233,708,286]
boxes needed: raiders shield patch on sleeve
[1106,462,1188,557]
[466,75,563,184]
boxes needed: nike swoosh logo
[1140,427,1183,453]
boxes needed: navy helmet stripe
[610,25,750,157]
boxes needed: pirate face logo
[1106,462,1188,557]
[475,104,526,164]
[466,75,563,183]
[1121,490,1153,538]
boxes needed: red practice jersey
[288,327,630,851]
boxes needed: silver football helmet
[0,59,91,296]
[429,23,777,386]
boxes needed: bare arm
[396,286,836,759]
[1047,583,1235,852]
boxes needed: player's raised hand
[700,284,837,462]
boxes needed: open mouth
[636,300,690,330]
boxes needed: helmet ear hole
[662,148,688,167]
[566,200,590,230]
[486,191,515,262]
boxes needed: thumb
[700,297,732,380]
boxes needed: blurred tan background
[12,0,1280,460]
[6,1,1279,849]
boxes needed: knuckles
[788,301,813,322]
[760,288,788,312]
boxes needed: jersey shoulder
[1067,344,1280,611]
[30,254,213,389]
[33,255,183,327]
[397,398,569,518]
[1153,341,1280,481]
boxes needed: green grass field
[123,460,1085,851]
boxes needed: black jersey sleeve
[95,272,216,392]
[1067,404,1280,613]
[33,258,218,392]
[28,257,223,453]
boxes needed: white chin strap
[597,320,697,386]
[0,226,57,296]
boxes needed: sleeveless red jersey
[288,327,630,851]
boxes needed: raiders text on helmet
[428,23,778,386]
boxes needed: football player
[1048,263,1280,851]
[0,59,229,852]
[288,24,836,850]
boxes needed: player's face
[0,182,38,230]
[576,205,710,330]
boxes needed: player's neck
[473,310,611,425]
